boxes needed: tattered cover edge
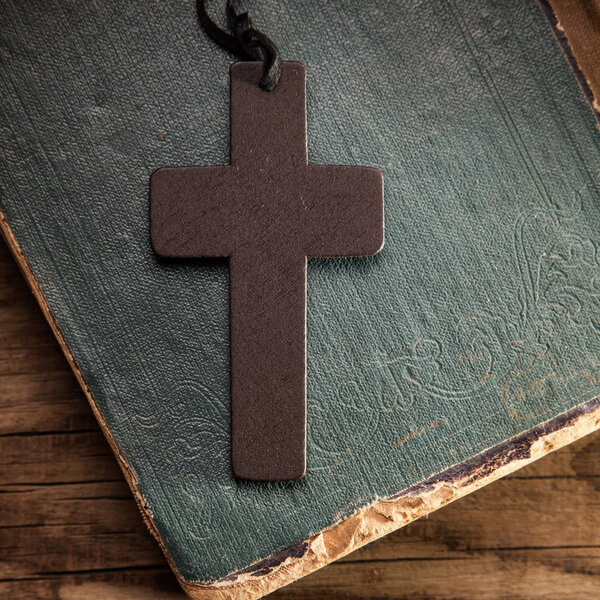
[3,207,600,600]
[541,0,600,118]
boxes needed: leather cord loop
[197,0,282,91]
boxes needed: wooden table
[1,0,599,597]
[1,227,600,600]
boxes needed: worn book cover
[1,1,600,598]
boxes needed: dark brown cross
[150,62,384,481]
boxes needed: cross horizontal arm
[301,165,384,257]
[150,166,241,258]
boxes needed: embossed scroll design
[308,188,600,465]
[129,191,600,491]
[130,379,235,543]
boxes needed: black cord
[196,0,282,91]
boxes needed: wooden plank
[2,546,600,600]
[0,432,121,485]
[274,549,600,599]
[3,546,600,600]
[0,569,183,600]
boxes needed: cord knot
[197,0,282,91]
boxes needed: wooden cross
[150,62,384,481]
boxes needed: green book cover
[1,0,600,597]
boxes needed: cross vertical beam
[229,63,309,480]
[230,252,307,480]
[230,61,307,167]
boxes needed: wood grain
[2,234,600,598]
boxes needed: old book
[1,1,599,598]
